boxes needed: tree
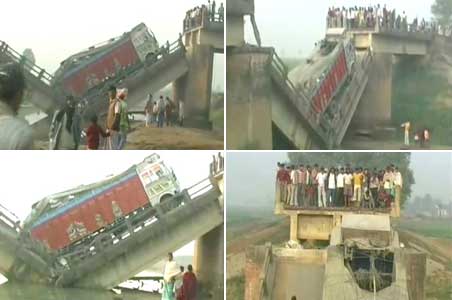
[287,152,414,208]
[432,0,452,27]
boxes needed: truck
[52,23,160,97]
[23,154,180,252]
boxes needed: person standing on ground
[336,168,345,207]
[165,97,174,127]
[117,89,130,150]
[145,94,153,127]
[401,121,410,146]
[86,114,109,150]
[326,168,336,207]
[316,167,327,207]
[174,266,184,300]
[178,99,185,127]
[162,253,181,300]
[181,264,197,300]
[106,86,121,149]
[157,96,166,128]
[0,62,33,149]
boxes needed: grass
[226,276,245,300]
[392,57,452,146]
[397,218,452,240]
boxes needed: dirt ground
[125,125,224,150]
[34,123,224,150]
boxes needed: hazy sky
[0,151,218,259]
[0,0,224,90]
[226,152,452,208]
[245,0,435,57]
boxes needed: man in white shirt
[316,168,327,207]
[336,168,345,207]
[290,166,299,207]
[326,168,336,207]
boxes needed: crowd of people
[183,1,224,32]
[144,94,185,128]
[326,5,451,36]
[276,163,403,210]
[162,252,197,300]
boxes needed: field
[396,217,452,240]
[227,207,452,300]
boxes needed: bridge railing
[259,243,275,300]
[0,41,54,86]
[55,176,219,271]
[210,153,224,177]
[270,50,333,145]
[0,203,21,233]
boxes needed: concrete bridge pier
[226,49,274,149]
[173,44,214,128]
[352,53,393,129]
[194,224,224,299]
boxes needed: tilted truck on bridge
[53,23,160,98]
[22,153,180,252]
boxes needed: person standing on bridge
[218,3,224,22]
[343,169,353,207]
[106,85,121,149]
[298,165,307,207]
[316,167,327,207]
[326,168,337,207]
[163,252,181,300]
[290,165,300,207]
[0,62,33,149]
[336,168,345,207]
[352,168,363,207]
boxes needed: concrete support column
[173,44,214,128]
[289,214,299,243]
[353,53,393,128]
[226,16,245,46]
[194,224,224,299]
[226,50,273,149]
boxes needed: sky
[245,0,435,57]
[0,0,224,91]
[226,152,452,208]
[0,150,219,259]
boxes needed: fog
[245,0,434,58]
[0,0,224,91]
[226,152,452,208]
